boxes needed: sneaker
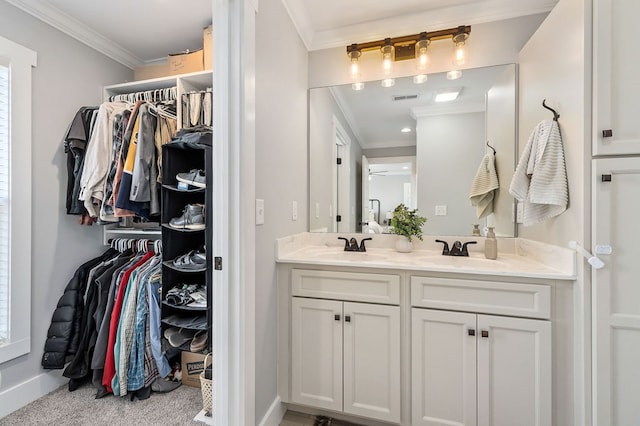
[169,204,205,230]
[176,169,206,188]
[186,287,207,308]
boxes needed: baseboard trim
[0,370,66,418]
[258,395,285,426]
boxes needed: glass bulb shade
[381,44,394,74]
[415,39,430,70]
[413,74,428,84]
[446,70,462,80]
[352,81,365,91]
[453,41,466,66]
[350,58,360,79]
[381,78,395,88]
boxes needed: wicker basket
[200,353,213,416]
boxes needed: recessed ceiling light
[403,166,409,170]
[381,78,396,88]
[352,82,365,91]
[413,74,428,84]
[446,70,462,80]
[401,127,412,133]
[435,88,461,102]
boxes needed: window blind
[0,64,9,344]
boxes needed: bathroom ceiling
[6,0,558,68]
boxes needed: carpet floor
[0,381,204,425]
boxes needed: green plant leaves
[390,204,427,242]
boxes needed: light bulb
[446,70,462,80]
[381,39,394,75]
[352,81,365,91]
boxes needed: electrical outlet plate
[435,205,447,216]
[292,201,298,221]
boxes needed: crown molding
[5,0,144,69]
[328,86,363,147]
[291,0,557,51]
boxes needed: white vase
[395,237,413,253]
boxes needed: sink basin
[311,251,388,262]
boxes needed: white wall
[309,14,548,88]
[518,0,590,424]
[0,0,132,406]
[416,112,485,235]
[255,0,309,421]
[369,174,411,223]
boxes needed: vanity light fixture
[352,81,365,91]
[345,25,471,84]
[435,88,461,102]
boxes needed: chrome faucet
[435,239,477,257]
[338,237,372,252]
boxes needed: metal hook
[486,141,496,155]
[542,99,560,121]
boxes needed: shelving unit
[160,140,212,351]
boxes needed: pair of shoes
[172,250,206,271]
[169,204,205,230]
[151,376,182,393]
[165,284,207,307]
[129,386,151,401]
[164,327,197,347]
[190,330,208,352]
[176,169,206,188]
[186,286,207,308]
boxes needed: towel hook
[542,99,560,121]
[486,141,496,155]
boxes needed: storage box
[133,62,170,81]
[203,24,213,70]
[181,350,211,388]
[168,49,204,76]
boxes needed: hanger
[542,99,560,121]
[486,141,496,155]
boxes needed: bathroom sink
[310,251,388,262]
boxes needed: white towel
[469,152,499,219]
[509,119,568,226]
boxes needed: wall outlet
[255,199,264,225]
[435,205,447,216]
[292,201,298,221]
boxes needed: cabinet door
[477,315,551,426]
[593,0,640,155]
[593,158,640,425]
[291,297,343,411]
[343,302,400,423]
[412,308,477,426]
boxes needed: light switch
[435,205,447,216]
[292,201,298,221]
[315,203,320,218]
[255,199,264,225]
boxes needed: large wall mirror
[309,63,517,237]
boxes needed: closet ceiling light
[345,25,471,89]
[435,88,461,102]
[401,127,412,133]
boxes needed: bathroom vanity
[276,233,576,426]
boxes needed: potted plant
[390,203,427,252]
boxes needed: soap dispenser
[484,227,497,260]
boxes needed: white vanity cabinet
[410,276,552,426]
[289,269,402,423]
[593,0,640,155]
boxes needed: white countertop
[276,233,576,280]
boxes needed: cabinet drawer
[411,276,550,319]
[292,269,400,305]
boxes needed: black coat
[41,249,117,369]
